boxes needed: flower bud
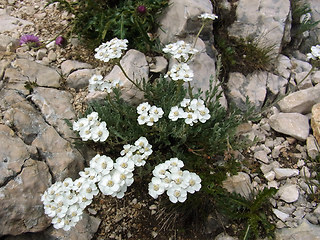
[55,36,65,46]
[137,5,147,14]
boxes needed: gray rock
[306,135,319,159]
[269,113,310,141]
[273,208,290,222]
[36,48,47,60]
[278,84,320,114]
[149,56,168,74]
[0,159,52,236]
[276,54,292,79]
[66,68,95,90]
[228,0,291,55]
[226,71,267,111]
[275,219,320,240]
[105,49,149,104]
[312,71,320,85]
[31,87,76,139]
[0,34,19,52]
[295,71,313,90]
[222,172,253,199]
[274,168,299,180]
[266,73,287,99]
[61,60,93,77]
[264,171,275,182]
[278,184,300,203]
[254,150,269,163]
[215,232,238,240]
[291,58,312,73]
[13,58,61,88]
[157,0,213,44]
[0,12,33,33]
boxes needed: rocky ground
[1,0,320,239]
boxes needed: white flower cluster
[164,62,194,82]
[198,13,218,21]
[162,40,198,63]
[73,112,109,142]
[88,74,123,93]
[168,98,210,126]
[307,45,320,60]
[94,38,128,63]
[137,102,164,126]
[148,158,201,203]
[41,176,99,231]
[42,137,152,231]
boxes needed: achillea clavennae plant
[42,12,255,231]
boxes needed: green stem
[116,62,144,92]
[296,66,315,88]
[188,82,194,99]
[176,80,184,100]
[193,22,205,48]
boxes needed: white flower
[77,195,92,209]
[180,98,190,107]
[73,177,86,191]
[113,170,134,187]
[186,172,202,194]
[167,185,187,203]
[86,112,99,126]
[166,63,194,82]
[152,163,170,179]
[52,217,65,229]
[64,191,79,206]
[67,204,83,223]
[168,106,184,121]
[90,155,114,176]
[166,158,184,171]
[184,112,198,126]
[114,156,135,174]
[149,106,164,118]
[137,113,148,125]
[72,118,89,131]
[197,106,211,123]
[78,181,99,200]
[198,13,218,21]
[98,174,121,195]
[89,74,103,86]
[79,167,101,183]
[90,121,109,142]
[137,102,151,115]
[307,45,320,60]
[79,126,92,141]
[163,40,198,62]
[148,177,165,199]
[94,38,128,63]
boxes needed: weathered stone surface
[295,71,313,90]
[0,124,29,186]
[226,71,267,110]
[269,113,309,141]
[274,168,299,180]
[32,126,85,181]
[0,11,33,33]
[273,208,290,222]
[222,172,253,198]
[278,84,320,114]
[311,103,320,145]
[0,34,19,52]
[44,213,101,240]
[228,0,291,54]
[4,67,31,95]
[157,0,213,44]
[306,135,319,159]
[275,219,320,240]
[149,56,168,74]
[105,49,149,103]
[0,159,52,236]
[266,72,287,99]
[278,184,300,203]
[13,59,61,88]
[31,87,76,138]
[276,54,292,79]
[61,60,93,77]
[66,68,95,90]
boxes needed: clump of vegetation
[47,0,169,53]
[289,0,320,49]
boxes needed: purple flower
[137,5,147,14]
[55,36,65,46]
[19,34,40,46]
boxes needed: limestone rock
[222,172,253,198]
[149,56,168,74]
[0,124,29,186]
[105,49,149,104]
[0,159,52,236]
[32,126,85,181]
[0,34,19,52]
[157,0,213,44]
[275,219,320,240]
[66,68,96,90]
[311,103,320,145]
[0,12,33,33]
[266,73,287,99]
[276,54,292,79]
[274,167,299,180]
[228,0,291,54]
[306,135,319,159]
[226,71,267,111]
[13,59,61,88]
[61,60,93,77]
[31,87,76,139]
[273,208,290,222]
[269,113,309,141]
[278,184,300,203]
[254,150,269,163]
[278,84,320,114]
